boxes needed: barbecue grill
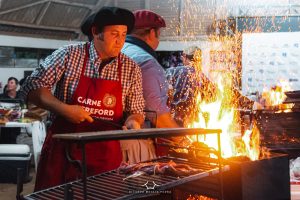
[19,128,226,200]
[18,127,291,200]
[173,153,290,200]
[255,92,300,157]
[23,156,226,200]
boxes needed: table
[1,120,46,171]
[291,184,300,200]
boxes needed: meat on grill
[118,160,201,176]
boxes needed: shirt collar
[125,35,158,59]
[88,41,118,66]
[89,41,99,63]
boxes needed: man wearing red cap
[21,7,145,191]
[121,10,180,161]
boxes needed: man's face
[7,79,17,92]
[96,25,127,59]
[181,54,191,66]
[152,28,161,50]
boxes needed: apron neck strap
[117,55,121,81]
[82,43,122,81]
[80,43,90,79]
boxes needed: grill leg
[217,132,224,200]
[64,185,74,200]
[81,142,87,200]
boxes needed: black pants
[0,127,21,144]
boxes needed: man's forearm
[156,113,180,128]
[28,88,93,124]
[27,88,68,116]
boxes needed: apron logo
[103,93,116,108]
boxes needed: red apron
[35,44,123,191]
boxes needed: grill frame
[173,152,290,200]
[24,156,228,200]
[20,127,291,200]
[254,106,300,152]
[22,128,224,200]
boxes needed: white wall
[0,36,228,92]
[0,35,79,92]
[242,32,300,95]
[158,40,209,51]
[0,35,77,49]
[158,40,233,80]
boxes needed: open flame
[187,75,236,158]
[262,79,291,106]
[182,35,295,161]
[241,122,260,160]
[260,79,293,112]
[187,74,260,160]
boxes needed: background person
[20,6,145,191]
[0,77,20,99]
[166,46,217,126]
[0,77,22,144]
[122,10,182,158]
[167,46,261,128]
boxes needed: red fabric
[35,44,123,191]
[133,9,166,29]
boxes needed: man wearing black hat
[21,7,145,191]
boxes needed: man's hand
[122,113,144,130]
[62,104,93,124]
[123,119,141,130]
[27,88,93,124]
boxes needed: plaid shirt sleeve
[123,57,145,117]
[20,46,69,101]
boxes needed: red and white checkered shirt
[21,41,145,118]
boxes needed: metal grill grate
[24,157,223,200]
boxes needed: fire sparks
[163,0,298,161]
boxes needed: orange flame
[261,79,293,112]
[242,122,260,161]
[187,73,261,160]
[262,79,291,106]
[187,75,236,158]
[185,37,261,160]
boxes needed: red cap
[133,10,166,29]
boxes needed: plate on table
[0,108,12,116]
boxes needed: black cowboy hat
[80,13,96,41]
[93,6,135,33]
